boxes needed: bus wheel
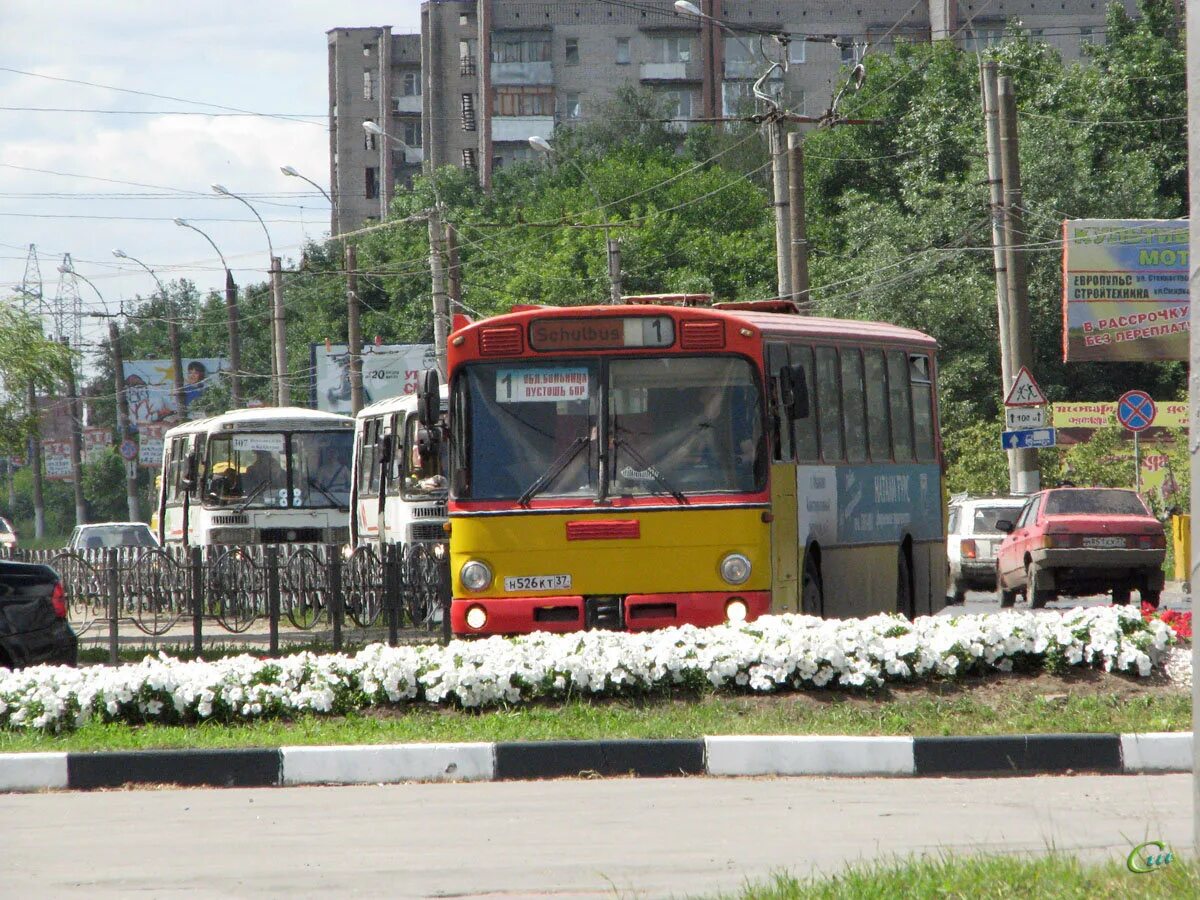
[897,547,915,619]
[800,552,823,617]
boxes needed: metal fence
[3,543,450,660]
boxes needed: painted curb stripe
[706,735,915,776]
[1120,732,1193,773]
[494,739,705,780]
[0,752,69,792]
[67,749,282,789]
[281,742,495,785]
[913,734,1122,776]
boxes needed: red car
[995,487,1166,609]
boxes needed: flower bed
[0,606,1176,732]
[1141,601,1192,640]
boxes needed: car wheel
[1112,586,1131,606]
[800,550,823,617]
[996,568,1016,608]
[1140,589,1160,610]
[946,565,965,605]
[1028,563,1052,609]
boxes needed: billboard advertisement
[123,358,228,427]
[1062,219,1188,362]
[310,343,437,414]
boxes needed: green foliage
[80,449,131,523]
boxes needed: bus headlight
[725,598,748,623]
[720,553,752,586]
[460,560,493,592]
[465,605,488,630]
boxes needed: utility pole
[223,268,242,407]
[62,337,86,526]
[997,75,1039,495]
[769,119,792,300]
[270,256,287,406]
[787,131,809,308]
[1184,0,1199,857]
[345,244,364,414]
[446,223,462,310]
[25,383,45,538]
[109,322,140,521]
[981,61,1017,492]
[428,208,450,379]
[606,237,623,304]
[166,303,185,420]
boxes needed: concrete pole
[270,256,287,406]
[428,208,449,379]
[62,338,87,526]
[606,237,623,304]
[345,244,364,415]
[25,382,45,538]
[223,269,242,407]
[997,75,1039,494]
[446,223,463,310]
[768,119,792,300]
[1184,0,1199,857]
[109,322,140,521]
[166,310,185,420]
[981,60,1017,492]
[787,131,810,309]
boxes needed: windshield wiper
[307,477,342,507]
[612,437,688,505]
[517,435,590,508]
[234,480,271,513]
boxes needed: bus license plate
[504,574,572,592]
[1082,536,1125,549]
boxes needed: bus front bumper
[450,591,771,636]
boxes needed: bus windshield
[458,356,764,501]
[204,430,353,509]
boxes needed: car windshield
[972,505,1024,534]
[457,356,764,501]
[80,526,156,548]
[0,519,11,534]
[1043,489,1148,515]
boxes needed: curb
[0,733,1191,792]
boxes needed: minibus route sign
[497,367,591,403]
[529,316,675,351]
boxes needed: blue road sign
[1116,390,1156,433]
[1001,428,1057,450]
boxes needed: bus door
[183,433,205,546]
[766,342,798,612]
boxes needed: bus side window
[814,347,843,463]
[766,342,792,462]
[863,349,891,462]
[840,348,867,464]
[790,345,819,462]
[358,418,378,496]
[887,350,914,461]
[388,414,404,496]
[165,438,184,507]
[910,354,936,461]
[191,434,207,496]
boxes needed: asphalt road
[1,775,1190,897]
[938,586,1192,616]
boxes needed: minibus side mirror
[417,369,440,428]
[181,452,198,489]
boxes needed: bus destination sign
[529,316,674,351]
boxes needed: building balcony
[491,115,555,143]
[392,94,421,113]
[639,61,698,82]
[491,60,553,85]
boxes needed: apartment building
[328,0,1136,234]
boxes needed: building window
[964,26,1005,52]
[1080,26,1099,46]
[788,40,805,64]
[363,70,376,101]
[650,35,692,63]
[838,39,862,65]
[459,13,469,27]
[616,37,630,64]
[364,123,377,151]
[363,43,374,56]
[663,89,692,120]
[365,167,378,200]
[565,38,579,65]
[462,148,477,169]
[492,38,551,63]
[494,86,554,116]
[459,39,477,75]
[402,120,422,147]
[565,93,581,119]
[461,93,477,131]
[402,71,421,96]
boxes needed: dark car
[0,560,78,668]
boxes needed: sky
[0,1,422,364]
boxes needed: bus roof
[164,406,353,438]
[356,384,450,421]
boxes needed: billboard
[123,358,228,427]
[1062,219,1188,362]
[310,343,437,414]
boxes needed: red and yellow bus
[426,298,945,636]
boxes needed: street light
[528,135,622,304]
[174,218,243,406]
[280,165,332,205]
[113,248,186,418]
[211,183,287,406]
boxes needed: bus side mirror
[778,365,810,420]
[376,433,393,466]
[417,369,440,428]
[181,452,198,489]
[416,426,440,464]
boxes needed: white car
[946,494,1027,604]
[67,522,159,552]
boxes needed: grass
[727,854,1199,899]
[0,671,1189,753]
